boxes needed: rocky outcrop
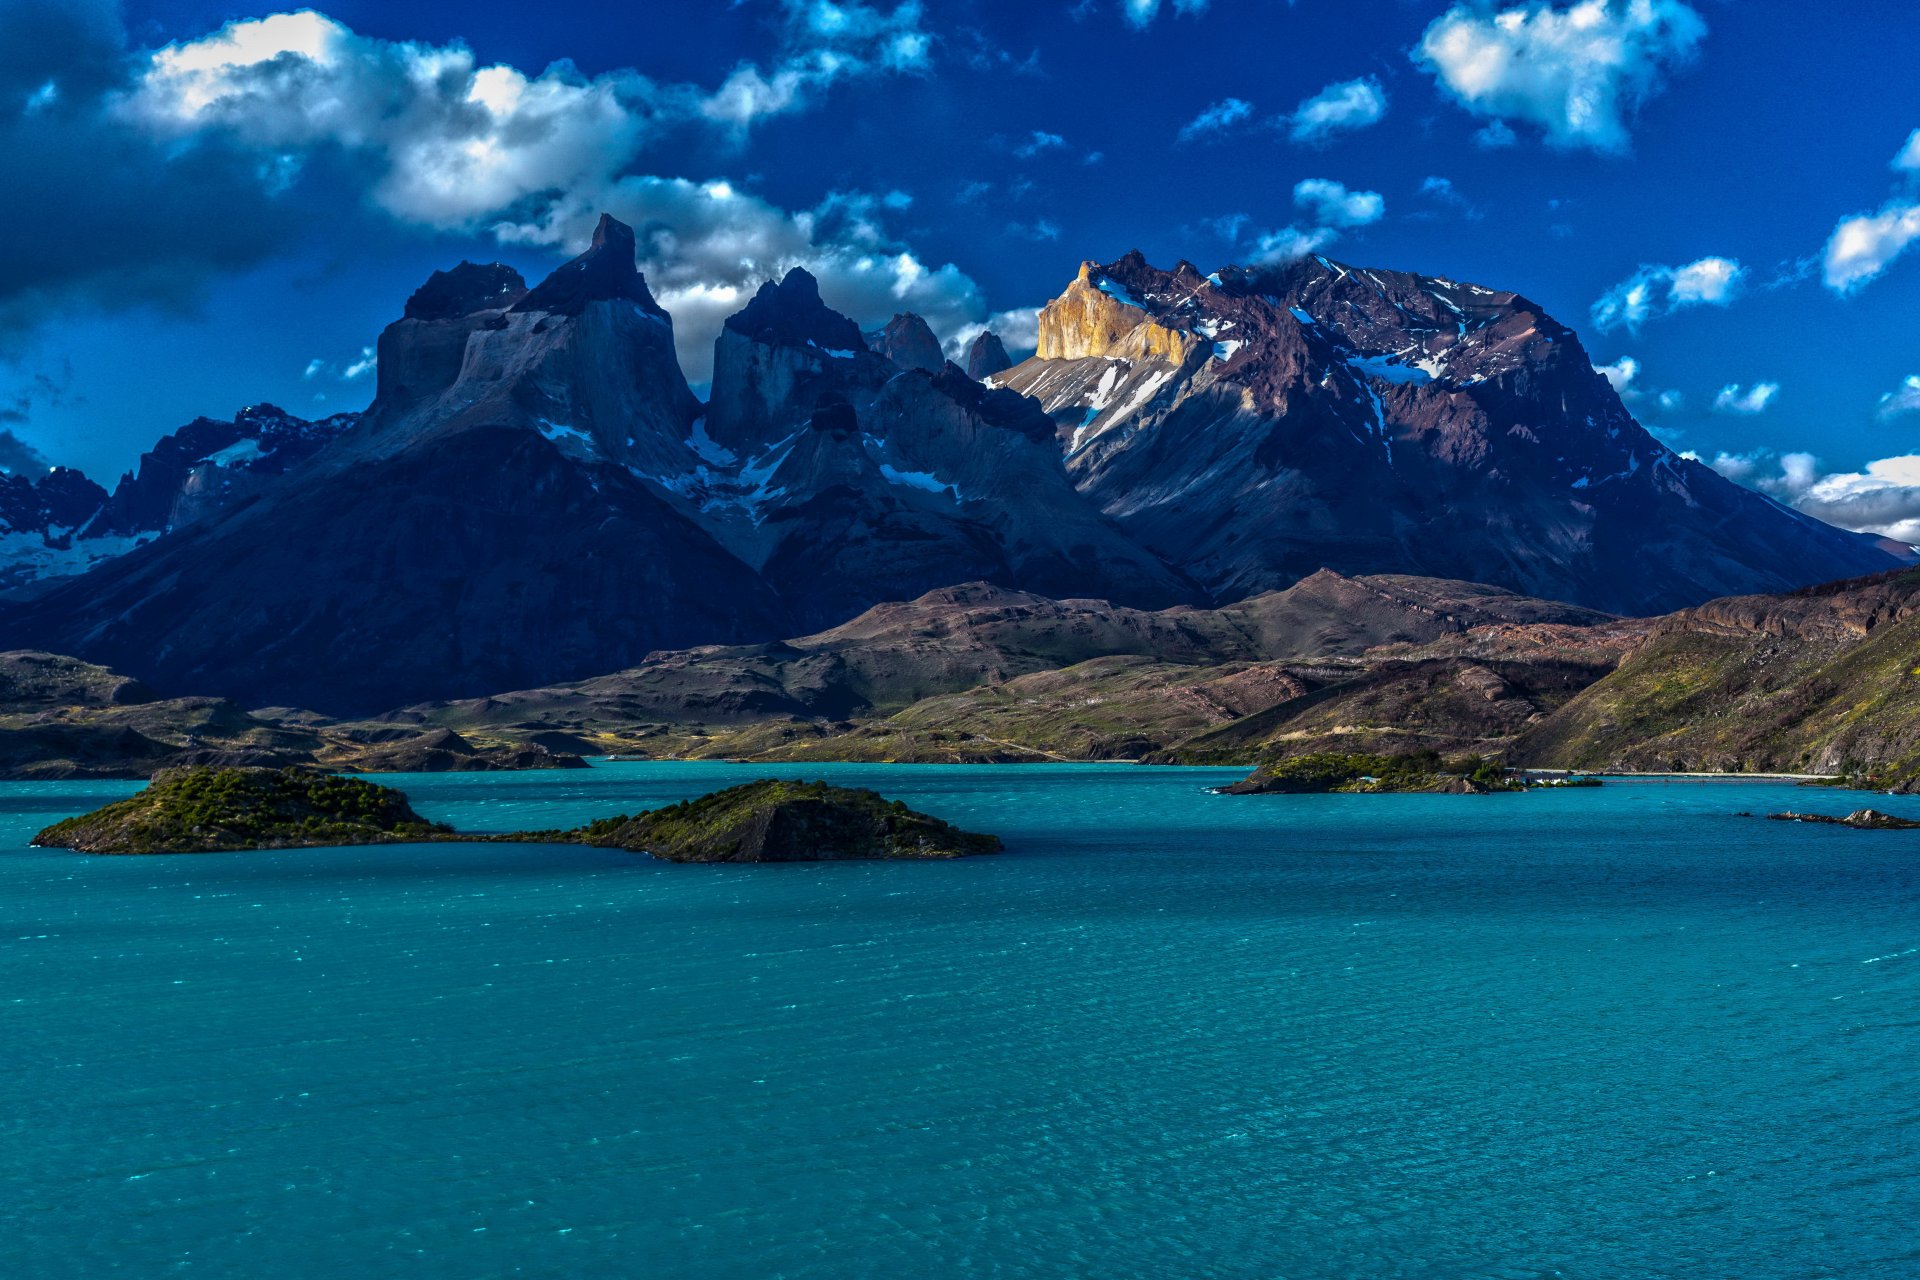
[965,331,1013,380]
[83,403,358,538]
[1769,808,1920,830]
[685,271,1199,627]
[866,312,945,373]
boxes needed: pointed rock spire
[512,213,668,319]
[723,267,866,352]
[866,313,945,373]
[965,331,1012,380]
[403,262,527,320]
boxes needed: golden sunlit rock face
[1035,262,1200,364]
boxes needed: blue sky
[4,0,1920,535]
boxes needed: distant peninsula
[1218,750,1600,795]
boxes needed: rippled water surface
[3,762,1917,1278]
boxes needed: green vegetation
[549,778,1004,862]
[33,768,1002,862]
[1221,750,1530,795]
[1512,572,1920,788]
[33,766,450,854]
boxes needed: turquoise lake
[3,762,1917,1278]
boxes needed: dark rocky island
[1768,808,1920,830]
[33,766,450,854]
[33,768,1002,861]
[554,779,1004,862]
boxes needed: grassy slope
[33,766,449,854]
[1515,570,1920,784]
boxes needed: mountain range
[0,213,1901,715]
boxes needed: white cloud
[1413,0,1707,153]
[1591,255,1743,332]
[302,357,325,380]
[121,5,933,229]
[1594,355,1638,392]
[1286,77,1387,145]
[1253,226,1338,264]
[1292,178,1385,228]
[1711,381,1777,415]
[1718,451,1920,544]
[1822,201,1920,294]
[342,346,376,381]
[1247,178,1385,265]
[1892,128,1920,174]
[1878,375,1920,420]
[1177,97,1252,143]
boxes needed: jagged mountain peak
[403,262,528,320]
[724,268,867,353]
[511,213,667,319]
[965,330,1012,380]
[866,312,945,373]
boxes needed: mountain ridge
[0,220,1898,713]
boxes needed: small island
[1768,808,1920,831]
[33,766,451,854]
[33,767,1003,861]
[540,778,1003,862]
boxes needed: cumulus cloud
[1177,97,1253,143]
[1893,128,1920,174]
[1285,77,1388,145]
[3,1,963,365]
[1594,355,1638,393]
[1822,201,1920,295]
[120,5,933,231]
[1414,0,1707,153]
[1711,381,1778,415]
[0,1,312,349]
[1,4,1012,393]
[1292,178,1386,228]
[1248,179,1386,265]
[1715,451,1920,544]
[1878,375,1920,420]
[1590,255,1743,332]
